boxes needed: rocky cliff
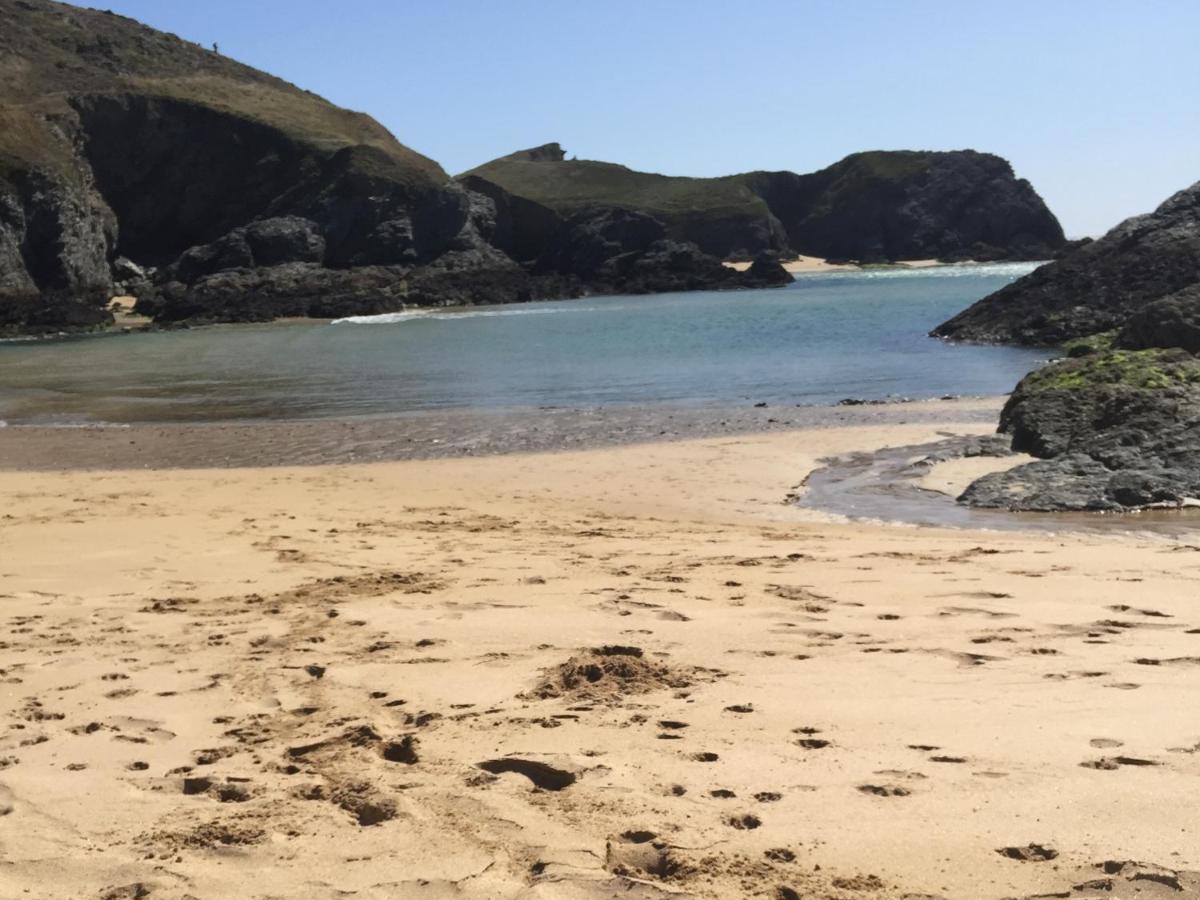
[1,0,787,332]
[933,181,1200,345]
[461,144,790,260]
[463,144,1066,263]
[933,181,1200,512]
[737,151,1066,263]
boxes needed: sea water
[0,263,1053,424]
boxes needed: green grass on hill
[463,156,770,220]
[0,0,444,184]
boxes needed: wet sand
[2,404,1199,899]
[0,397,1000,471]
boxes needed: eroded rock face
[0,1,517,328]
[0,163,116,331]
[765,150,1065,264]
[934,181,1200,345]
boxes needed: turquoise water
[0,263,1053,424]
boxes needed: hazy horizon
[91,0,1199,239]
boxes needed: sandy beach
[724,257,946,274]
[2,409,1199,899]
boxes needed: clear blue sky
[96,0,1198,238]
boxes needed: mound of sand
[522,646,710,702]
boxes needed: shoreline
[0,259,1043,341]
[725,255,969,274]
[0,396,1004,471]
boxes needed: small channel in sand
[798,435,1200,538]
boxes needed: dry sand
[2,418,1199,899]
[725,257,947,274]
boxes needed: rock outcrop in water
[937,181,1200,512]
[933,181,1200,345]
[0,0,788,332]
[961,348,1200,512]
[462,144,1066,263]
[530,207,792,296]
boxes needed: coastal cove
[5,2,1200,897]
[0,263,1050,426]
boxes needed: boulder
[111,255,146,282]
[959,349,1200,511]
[243,217,325,267]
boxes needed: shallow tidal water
[0,263,1051,425]
[800,437,1200,538]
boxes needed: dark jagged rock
[242,217,326,267]
[538,207,667,280]
[0,4,798,329]
[1115,285,1200,355]
[934,181,1200,345]
[147,241,531,323]
[164,217,324,292]
[463,144,1064,263]
[457,175,562,265]
[935,176,1200,513]
[110,256,146,283]
[740,254,795,288]
[959,349,1200,512]
[592,241,785,295]
[0,164,116,331]
[142,265,408,322]
[738,151,1064,263]
[0,0,521,328]
[533,207,790,296]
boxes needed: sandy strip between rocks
[725,256,947,273]
[1,419,1198,899]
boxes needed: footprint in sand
[795,738,830,750]
[727,813,762,829]
[857,784,911,797]
[1080,756,1160,770]
[475,758,576,791]
[1107,604,1172,618]
[604,830,681,880]
[996,843,1058,861]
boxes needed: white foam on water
[793,261,1045,281]
[331,305,607,326]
